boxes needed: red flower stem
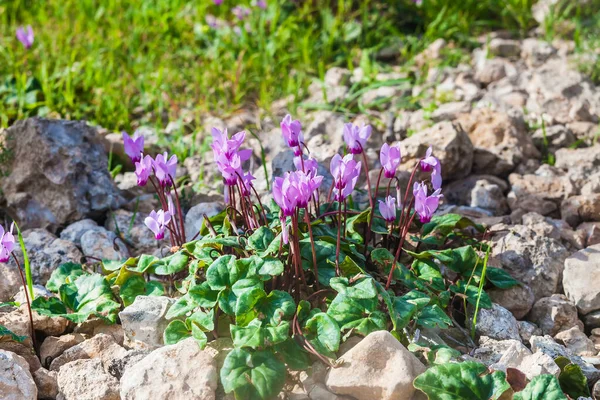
[359,144,373,210]
[11,253,36,353]
[385,212,416,290]
[335,200,342,276]
[304,210,320,290]
[169,175,186,245]
[365,168,384,254]
[149,177,176,247]
[250,185,268,225]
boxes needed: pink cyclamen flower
[123,130,145,163]
[290,170,323,209]
[343,123,371,154]
[0,223,15,263]
[256,0,267,9]
[379,196,396,223]
[273,173,299,245]
[294,155,318,176]
[240,171,255,196]
[135,155,153,186]
[330,154,361,201]
[413,182,442,223]
[214,0,223,5]
[380,143,402,179]
[281,114,303,155]
[16,26,34,49]
[153,153,178,187]
[145,210,171,240]
[420,146,442,190]
[211,128,251,186]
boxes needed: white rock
[529,294,583,336]
[119,295,175,350]
[120,337,218,400]
[49,333,127,372]
[325,330,425,400]
[0,350,37,400]
[57,359,120,400]
[563,244,600,315]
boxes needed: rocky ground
[1,28,600,400]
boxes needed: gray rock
[105,209,159,255]
[555,327,597,357]
[106,349,151,380]
[80,227,129,261]
[519,321,542,344]
[0,265,23,302]
[489,38,521,58]
[0,350,37,400]
[0,229,82,292]
[1,118,123,232]
[119,296,175,350]
[563,244,600,315]
[531,124,576,153]
[488,340,560,380]
[521,38,557,67]
[473,303,520,341]
[488,284,535,320]
[529,294,583,336]
[119,338,218,400]
[325,330,425,400]
[59,219,99,246]
[430,101,471,122]
[475,58,507,85]
[561,194,600,228]
[40,334,87,368]
[184,202,224,241]
[530,335,600,382]
[49,333,127,372]
[491,224,569,301]
[57,359,120,400]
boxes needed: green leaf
[329,277,377,299]
[411,246,480,276]
[391,296,417,330]
[486,268,519,289]
[187,309,215,332]
[58,274,121,323]
[555,357,590,399]
[119,275,147,307]
[166,294,198,319]
[273,338,311,370]
[422,214,484,237]
[31,296,68,316]
[248,227,275,252]
[256,257,284,278]
[145,281,165,297]
[102,257,136,272]
[413,361,510,400]
[129,254,160,273]
[304,312,340,359]
[236,289,295,327]
[164,320,191,345]
[190,323,208,348]
[414,259,445,291]
[221,348,286,400]
[206,255,239,290]
[188,282,220,308]
[345,208,370,242]
[154,252,189,275]
[46,262,86,292]
[416,305,452,329]
[231,319,290,349]
[327,294,387,336]
[0,324,27,343]
[513,375,567,400]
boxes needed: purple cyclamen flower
[290,171,323,209]
[330,154,361,201]
[343,123,371,154]
[212,128,251,187]
[232,6,251,20]
[240,171,255,196]
[273,174,299,245]
[380,143,402,179]
[281,114,303,154]
[420,146,442,190]
[153,153,178,187]
[123,130,145,163]
[294,155,318,176]
[256,0,267,9]
[0,223,15,263]
[16,26,34,49]
[214,0,223,5]
[413,182,442,223]
[135,155,153,186]
[145,210,171,240]
[379,196,397,223]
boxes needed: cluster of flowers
[123,132,184,243]
[207,0,267,34]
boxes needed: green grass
[0,0,593,148]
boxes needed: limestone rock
[40,334,87,368]
[473,303,520,341]
[33,368,58,400]
[49,333,127,372]
[59,219,99,246]
[563,244,600,315]
[57,359,120,400]
[325,330,425,400]
[529,294,583,336]
[119,337,218,400]
[554,327,597,357]
[0,350,37,400]
[488,284,535,320]
[119,295,175,350]
[80,227,129,261]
